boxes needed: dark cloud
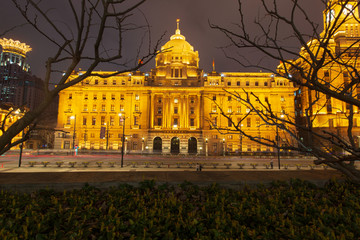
[0,0,326,79]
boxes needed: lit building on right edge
[286,0,360,153]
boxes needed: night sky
[0,0,325,79]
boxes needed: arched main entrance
[171,137,180,154]
[188,137,197,154]
[153,137,162,153]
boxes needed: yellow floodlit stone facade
[0,104,26,149]
[290,0,360,148]
[54,20,296,155]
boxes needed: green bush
[0,179,359,239]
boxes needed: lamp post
[239,123,243,158]
[16,109,24,167]
[222,138,226,156]
[276,114,284,169]
[205,138,208,157]
[70,115,76,152]
[141,137,145,154]
[119,113,125,168]
[105,122,109,150]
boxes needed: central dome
[156,19,199,68]
[161,19,194,53]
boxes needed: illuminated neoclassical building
[289,0,360,150]
[54,20,296,155]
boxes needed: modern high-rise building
[0,38,44,111]
[54,20,296,155]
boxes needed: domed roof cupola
[152,19,202,87]
[156,19,199,69]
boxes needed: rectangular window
[135,94,140,101]
[134,116,139,126]
[135,104,139,112]
[228,96,232,101]
[111,104,115,111]
[247,145,251,152]
[255,81,259,86]
[173,118,178,127]
[122,80,125,85]
[227,107,232,113]
[237,81,240,86]
[83,117,87,125]
[120,105,124,111]
[92,104,96,111]
[95,79,98,85]
[93,94,97,100]
[174,107,178,114]
[67,104,72,111]
[110,116,114,126]
[158,98,162,103]
[256,118,260,126]
[227,81,231,86]
[111,94,115,100]
[158,107,162,114]
[190,107,194,114]
[190,118,195,126]
[83,104,88,111]
[157,118,162,126]
[92,117,96,125]
[101,104,106,111]
[102,94,106,100]
[66,116,71,125]
[120,94,124,100]
[113,79,116,85]
[84,94,88,100]
[237,106,241,113]
[247,118,251,127]
[213,96,216,101]
[101,116,105,125]
[228,118,232,127]
[104,80,107,85]
[68,93,72,99]
[246,81,249,86]
[264,81,268,86]
[280,96,285,102]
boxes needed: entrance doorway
[188,137,197,154]
[171,137,180,154]
[153,137,162,153]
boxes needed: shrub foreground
[0,179,359,239]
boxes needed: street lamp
[105,122,109,150]
[142,137,145,154]
[119,113,125,168]
[276,114,284,169]
[239,123,243,158]
[222,138,226,156]
[205,138,208,157]
[70,115,76,150]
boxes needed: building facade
[55,20,296,155]
[0,38,44,111]
[290,0,360,151]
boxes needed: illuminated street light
[70,115,76,153]
[119,113,126,167]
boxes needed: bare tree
[210,0,360,183]
[0,0,163,155]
